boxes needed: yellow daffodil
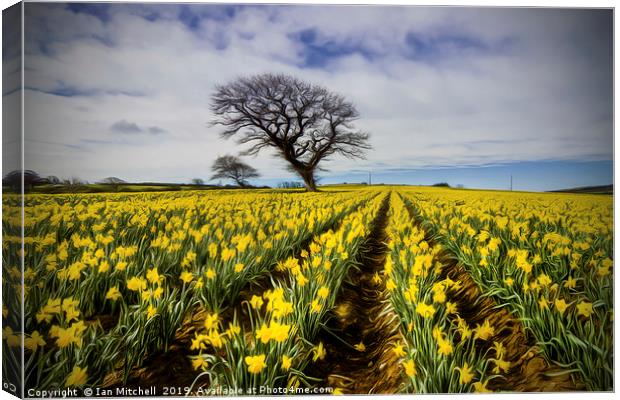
[437,337,453,356]
[296,273,308,286]
[492,341,505,359]
[403,359,416,377]
[126,276,147,292]
[105,286,122,301]
[65,366,88,387]
[269,321,291,343]
[492,358,510,374]
[474,319,495,341]
[255,323,271,344]
[281,355,292,371]
[555,298,568,314]
[577,301,593,318]
[311,299,322,313]
[313,342,326,361]
[24,331,46,352]
[225,323,240,337]
[146,267,164,284]
[147,304,157,319]
[180,271,193,284]
[245,354,267,374]
[415,302,436,319]
[2,327,20,347]
[456,362,474,385]
[204,313,219,330]
[473,379,492,393]
[564,276,577,289]
[250,295,264,310]
[192,356,208,370]
[393,342,406,358]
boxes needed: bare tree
[46,175,61,184]
[210,155,259,187]
[97,177,127,192]
[210,73,371,191]
[68,177,87,186]
[2,170,47,193]
[99,177,127,184]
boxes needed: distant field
[2,186,612,393]
[23,183,222,194]
[550,184,613,194]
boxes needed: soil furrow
[401,196,583,392]
[309,193,405,394]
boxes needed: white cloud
[19,4,612,183]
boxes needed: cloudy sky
[5,3,613,190]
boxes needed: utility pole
[368,171,372,186]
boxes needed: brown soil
[99,309,208,391]
[402,196,584,393]
[308,193,406,394]
[86,314,119,332]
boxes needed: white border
[0,1,616,400]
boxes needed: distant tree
[99,177,127,184]
[432,182,451,187]
[210,73,371,191]
[97,177,126,192]
[210,155,259,187]
[2,170,47,192]
[191,178,205,185]
[68,177,87,186]
[46,175,61,184]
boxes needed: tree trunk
[297,169,317,192]
[235,178,248,187]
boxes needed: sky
[2,2,613,191]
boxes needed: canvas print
[1,2,614,398]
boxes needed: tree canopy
[210,73,371,191]
[210,155,259,187]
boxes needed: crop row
[400,188,613,391]
[383,192,505,393]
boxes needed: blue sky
[3,3,613,191]
[313,160,613,192]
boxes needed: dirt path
[308,193,405,394]
[401,196,582,392]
